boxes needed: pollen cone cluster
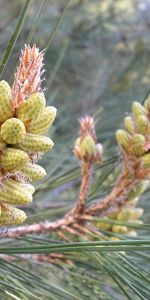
[95,178,148,236]
[96,179,149,237]
[116,99,150,163]
[112,97,150,236]
[0,46,57,227]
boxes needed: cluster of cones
[0,46,57,226]
[107,97,150,237]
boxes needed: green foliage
[0,0,150,299]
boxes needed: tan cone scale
[0,80,57,227]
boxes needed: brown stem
[1,168,139,238]
[85,170,139,216]
[75,160,92,214]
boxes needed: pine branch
[1,46,150,268]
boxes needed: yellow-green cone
[135,115,149,134]
[21,162,46,181]
[1,118,26,144]
[19,133,54,153]
[0,204,27,226]
[132,101,147,119]
[0,148,29,170]
[131,133,145,157]
[16,92,46,123]
[116,129,131,152]
[124,116,135,133]
[0,80,13,123]
[95,217,112,230]
[18,182,35,194]
[116,209,133,221]
[112,225,128,234]
[0,134,6,150]
[80,135,96,157]
[117,208,143,221]
[0,80,11,93]
[27,106,57,134]
[0,179,33,205]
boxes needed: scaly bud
[21,162,46,181]
[95,143,103,158]
[0,179,33,205]
[27,106,57,134]
[1,118,26,144]
[79,135,96,157]
[92,143,103,164]
[0,80,13,123]
[16,93,46,124]
[116,129,131,152]
[136,115,149,134]
[132,101,147,119]
[131,133,145,156]
[19,133,54,153]
[124,116,135,133]
[73,137,82,159]
[0,148,29,170]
